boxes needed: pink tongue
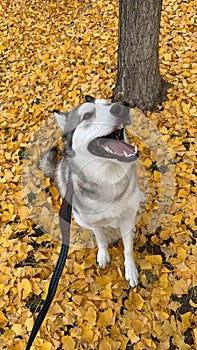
[105,140,135,156]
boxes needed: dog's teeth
[123,150,135,158]
[123,146,138,158]
[103,145,114,154]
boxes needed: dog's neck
[68,157,135,185]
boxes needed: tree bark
[113,0,171,111]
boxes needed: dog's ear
[85,95,95,103]
[53,110,68,131]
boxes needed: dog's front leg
[120,222,138,288]
[93,228,110,269]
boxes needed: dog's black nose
[110,103,130,118]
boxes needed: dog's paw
[97,247,110,269]
[124,256,138,288]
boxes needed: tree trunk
[113,0,171,111]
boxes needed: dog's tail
[40,147,58,178]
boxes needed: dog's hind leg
[93,228,110,269]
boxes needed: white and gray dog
[40,96,144,287]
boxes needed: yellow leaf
[7,203,14,214]
[1,211,16,222]
[174,334,191,349]
[138,259,152,270]
[98,308,113,327]
[181,312,192,328]
[181,4,187,10]
[133,319,148,334]
[163,53,172,61]
[142,212,151,225]
[159,273,168,289]
[143,158,153,167]
[182,70,190,77]
[21,278,32,299]
[11,341,26,350]
[81,324,94,342]
[172,212,183,222]
[160,229,171,240]
[143,338,156,348]
[25,317,34,332]
[50,185,59,198]
[105,282,112,299]
[0,310,8,326]
[132,293,145,310]
[153,170,160,181]
[18,206,29,221]
[153,321,161,336]
[193,328,197,344]
[99,337,111,350]
[1,329,15,340]
[4,170,13,181]
[72,294,83,306]
[127,329,140,343]
[52,302,63,314]
[161,320,173,335]
[62,336,75,350]
[43,177,50,187]
[177,247,187,262]
[12,323,24,336]
[96,274,113,286]
[155,311,169,321]
[189,299,197,308]
[178,188,189,198]
[172,279,188,294]
[179,162,189,171]
[84,306,97,325]
[182,102,190,114]
[145,255,162,265]
[0,284,4,293]
[40,342,52,350]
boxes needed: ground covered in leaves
[0,0,196,349]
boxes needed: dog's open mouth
[88,128,138,163]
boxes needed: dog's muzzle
[88,103,138,163]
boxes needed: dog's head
[53,96,138,164]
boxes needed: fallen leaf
[127,329,140,343]
[21,278,32,299]
[0,310,8,326]
[62,336,75,350]
[98,308,113,327]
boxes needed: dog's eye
[83,112,93,120]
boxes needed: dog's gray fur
[40,97,144,287]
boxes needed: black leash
[25,170,73,350]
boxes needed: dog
[40,96,144,287]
